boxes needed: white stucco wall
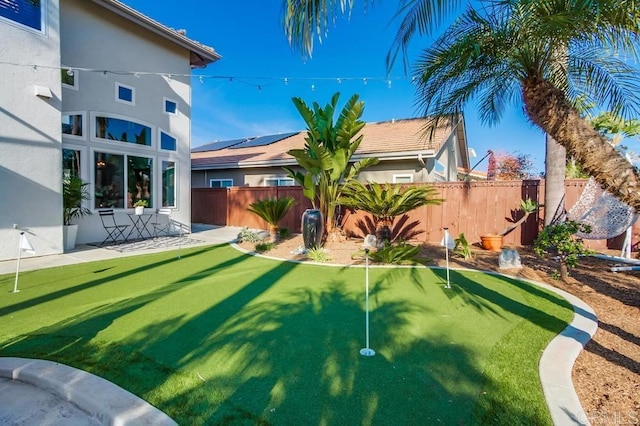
[60,0,193,245]
[0,0,63,261]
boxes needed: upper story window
[159,131,177,151]
[0,0,43,33]
[95,115,151,146]
[115,83,135,105]
[164,98,178,115]
[61,68,78,90]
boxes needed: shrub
[534,220,593,282]
[307,247,332,263]
[454,233,473,260]
[255,242,275,252]
[368,242,422,265]
[237,227,262,243]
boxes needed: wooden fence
[192,179,639,250]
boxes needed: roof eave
[91,0,221,67]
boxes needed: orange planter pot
[480,235,503,251]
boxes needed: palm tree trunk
[523,77,640,212]
[544,134,566,225]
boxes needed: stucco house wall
[0,0,218,261]
[0,0,63,261]
[60,0,195,245]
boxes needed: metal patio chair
[151,208,174,237]
[98,209,130,246]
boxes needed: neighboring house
[0,0,219,261]
[191,116,471,188]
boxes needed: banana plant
[284,92,379,238]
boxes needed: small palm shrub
[534,220,593,282]
[367,242,422,265]
[454,233,473,260]
[307,247,332,263]
[340,180,443,243]
[247,196,296,243]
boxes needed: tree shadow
[352,214,424,242]
[0,260,569,425]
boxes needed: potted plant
[63,175,92,251]
[480,198,539,251]
[133,199,149,215]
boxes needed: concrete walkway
[0,225,596,425]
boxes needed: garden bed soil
[238,234,640,421]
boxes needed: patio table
[126,213,153,241]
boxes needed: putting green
[0,244,572,425]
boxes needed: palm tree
[284,92,379,239]
[247,196,297,242]
[412,1,640,211]
[340,180,443,242]
[283,0,640,212]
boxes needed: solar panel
[229,131,299,149]
[191,138,250,152]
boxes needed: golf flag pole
[440,228,455,289]
[13,232,34,293]
[360,248,375,356]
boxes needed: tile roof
[192,117,465,169]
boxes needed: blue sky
[120,0,548,173]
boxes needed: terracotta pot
[480,234,503,251]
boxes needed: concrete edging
[0,357,176,425]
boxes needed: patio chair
[98,209,130,246]
[151,208,174,237]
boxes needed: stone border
[0,357,176,425]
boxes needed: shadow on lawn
[0,257,566,425]
[0,245,218,317]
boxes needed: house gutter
[91,0,221,67]
[191,150,437,170]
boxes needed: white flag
[440,229,455,250]
[20,233,35,255]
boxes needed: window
[393,174,413,184]
[61,68,78,90]
[164,98,178,115]
[264,177,294,187]
[127,156,153,208]
[116,83,135,105]
[210,179,233,188]
[160,131,177,151]
[94,152,125,208]
[63,148,81,179]
[162,161,176,207]
[95,115,151,146]
[94,152,154,209]
[62,113,83,138]
[0,0,43,32]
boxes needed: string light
[0,60,411,91]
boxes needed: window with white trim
[115,82,135,105]
[61,68,78,90]
[62,112,84,139]
[164,98,178,115]
[94,114,152,146]
[264,177,295,187]
[159,131,177,151]
[161,160,176,207]
[94,151,153,209]
[393,174,413,184]
[210,179,233,188]
[0,0,44,33]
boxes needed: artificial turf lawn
[0,244,573,425]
